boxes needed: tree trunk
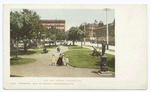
[97,38,98,48]
[73,40,75,46]
[43,39,45,47]
[49,42,50,47]
[36,39,38,48]
[84,38,85,45]
[24,41,27,51]
[81,39,83,48]
[16,40,18,58]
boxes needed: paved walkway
[82,46,115,55]
[74,41,115,50]
[10,46,115,77]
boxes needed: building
[40,20,65,32]
[80,19,115,45]
[79,20,104,39]
[95,20,115,46]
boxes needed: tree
[20,9,43,51]
[56,31,66,41]
[77,29,87,48]
[45,28,67,46]
[10,11,23,58]
[10,9,44,52]
[67,27,86,46]
[45,28,56,47]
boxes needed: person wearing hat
[56,53,63,66]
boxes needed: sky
[11,9,115,31]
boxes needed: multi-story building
[79,20,104,39]
[95,20,115,45]
[80,20,115,45]
[40,20,65,32]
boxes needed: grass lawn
[67,45,89,50]
[10,50,43,56]
[39,45,59,49]
[10,58,36,65]
[63,50,115,72]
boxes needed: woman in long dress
[50,54,56,66]
[57,54,64,66]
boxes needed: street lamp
[83,22,86,45]
[103,8,111,49]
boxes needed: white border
[3,4,147,90]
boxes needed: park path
[82,46,115,55]
[10,46,115,77]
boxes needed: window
[47,23,51,25]
[42,23,47,25]
[60,23,64,25]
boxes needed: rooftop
[40,20,65,23]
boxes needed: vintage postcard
[3,4,147,89]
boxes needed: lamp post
[103,8,111,49]
[84,22,86,45]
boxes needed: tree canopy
[45,28,66,41]
[10,9,44,52]
[67,27,86,45]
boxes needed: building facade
[40,20,65,32]
[79,20,104,39]
[95,20,115,46]
[80,20,115,45]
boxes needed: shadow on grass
[10,50,37,56]
[107,57,115,70]
[94,62,101,66]
[10,75,23,77]
[10,58,37,65]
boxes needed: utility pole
[91,24,93,40]
[84,22,86,45]
[103,8,111,49]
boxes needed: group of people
[50,54,69,66]
[50,46,69,66]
